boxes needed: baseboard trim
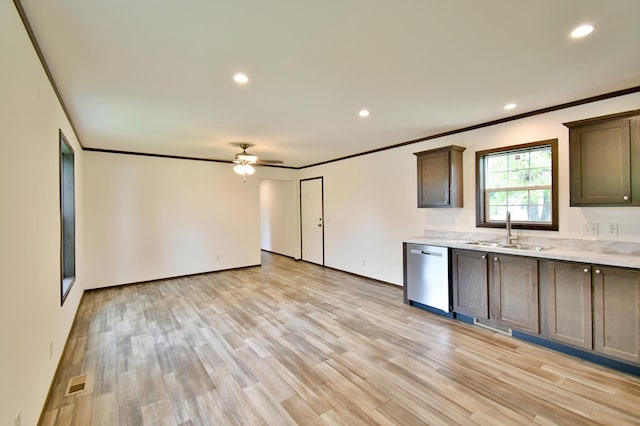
[452,314,640,376]
[260,249,299,261]
[321,264,400,288]
[453,312,475,325]
[408,301,454,318]
[512,331,640,377]
[85,264,262,292]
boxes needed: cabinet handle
[595,269,602,274]
[583,268,589,273]
[481,255,486,259]
[494,257,498,261]
[623,195,629,201]
[444,200,449,204]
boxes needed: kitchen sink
[464,240,501,247]
[501,243,551,251]
[464,241,550,251]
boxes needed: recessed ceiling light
[233,73,249,84]
[570,24,594,39]
[504,103,517,110]
[359,109,370,118]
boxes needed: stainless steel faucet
[506,211,518,245]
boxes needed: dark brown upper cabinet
[414,145,465,208]
[564,109,640,206]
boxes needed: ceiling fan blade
[255,159,284,165]
[228,142,283,166]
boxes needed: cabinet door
[490,254,539,333]
[593,266,640,363]
[415,145,464,208]
[451,249,488,318]
[417,150,451,208]
[540,260,592,349]
[570,119,631,206]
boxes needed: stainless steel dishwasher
[404,243,451,314]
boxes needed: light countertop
[404,236,640,269]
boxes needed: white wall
[83,152,261,288]
[260,179,299,258]
[300,151,423,285]
[1,2,639,423]
[300,92,640,286]
[0,2,85,425]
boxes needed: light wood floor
[42,252,640,425]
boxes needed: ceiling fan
[231,142,282,181]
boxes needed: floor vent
[474,318,512,336]
[64,374,92,397]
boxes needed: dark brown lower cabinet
[540,260,593,349]
[451,249,539,333]
[451,251,640,367]
[490,254,539,334]
[541,260,640,364]
[451,249,489,319]
[593,266,640,364]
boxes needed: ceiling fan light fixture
[233,163,255,176]
[230,142,280,180]
[237,153,258,163]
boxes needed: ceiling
[19,0,640,168]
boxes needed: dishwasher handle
[410,248,443,257]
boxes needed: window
[60,130,76,304]
[476,139,558,231]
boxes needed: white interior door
[301,178,324,264]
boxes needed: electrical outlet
[14,410,21,426]
[49,341,53,359]
[582,223,598,235]
[216,255,221,262]
[606,223,618,237]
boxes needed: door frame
[299,177,325,265]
